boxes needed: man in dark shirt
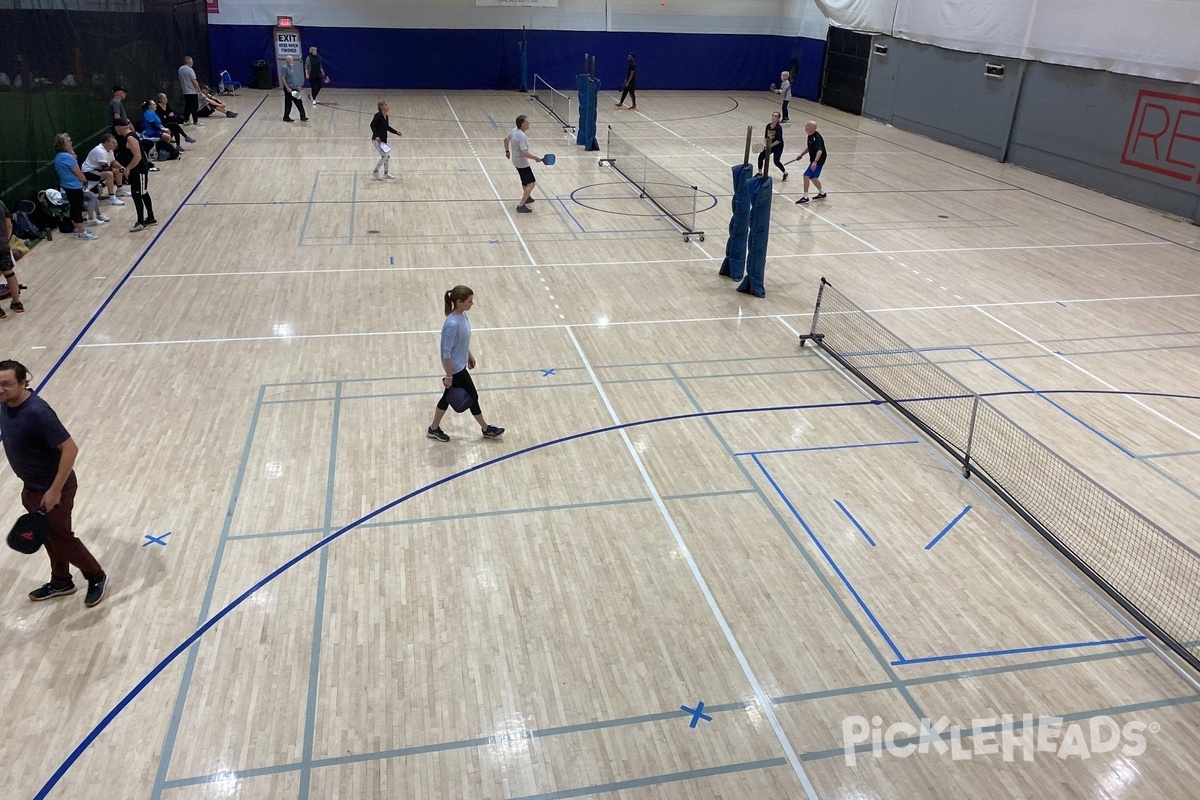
[615,53,637,110]
[0,200,23,319]
[792,120,828,204]
[0,360,107,606]
[108,85,127,133]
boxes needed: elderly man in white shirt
[81,134,127,205]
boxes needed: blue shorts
[803,162,824,179]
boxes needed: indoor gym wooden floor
[5,86,1200,799]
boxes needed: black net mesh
[810,277,1200,667]
[602,125,699,235]
[0,0,209,209]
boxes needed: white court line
[443,94,539,268]
[974,306,1200,444]
[76,292,1200,349]
[565,325,819,799]
[130,241,1174,280]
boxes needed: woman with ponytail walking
[427,286,505,442]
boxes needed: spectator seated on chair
[155,93,196,147]
[141,99,180,160]
[81,134,128,203]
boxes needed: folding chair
[218,70,241,94]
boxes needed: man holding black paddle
[0,360,107,607]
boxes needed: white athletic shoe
[106,196,125,206]
[118,187,132,197]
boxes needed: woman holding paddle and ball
[426,287,505,443]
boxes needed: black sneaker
[10,301,24,313]
[227,112,239,118]
[0,307,6,321]
[144,218,159,226]
[426,426,450,442]
[795,196,810,204]
[482,425,505,439]
[781,172,788,182]
[814,192,827,200]
[526,197,535,204]
[85,574,108,607]
[283,117,294,123]
[29,582,76,602]
[516,205,532,213]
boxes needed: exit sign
[276,15,293,26]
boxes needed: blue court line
[749,454,905,663]
[347,172,359,245]
[923,505,972,550]
[298,381,341,798]
[892,635,1148,667]
[149,384,267,800]
[735,439,918,457]
[967,347,1136,458]
[834,500,876,547]
[485,112,498,129]
[297,169,321,247]
[34,398,890,799]
[24,95,266,398]
[1142,448,1200,460]
[557,195,588,233]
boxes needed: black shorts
[83,171,105,183]
[63,187,85,223]
[516,166,535,186]
[0,249,14,275]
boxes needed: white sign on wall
[274,27,302,83]
[476,0,558,6]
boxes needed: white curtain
[813,0,1200,85]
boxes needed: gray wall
[863,37,1022,161]
[863,36,1200,225]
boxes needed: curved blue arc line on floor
[33,397,883,798]
[33,96,268,395]
[29,382,1200,794]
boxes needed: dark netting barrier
[802,277,1200,672]
[0,0,209,209]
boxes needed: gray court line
[662,363,929,724]
[800,693,1200,763]
[149,384,268,800]
[260,351,811,388]
[507,758,788,800]
[297,380,341,799]
[158,637,1160,789]
[225,490,756,542]
[1141,449,1200,460]
[1132,457,1200,507]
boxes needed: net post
[690,186,698,236]
[590,56,596,79]
[800,277,828,346]
[962,395,980,478]
[742,126,752,166]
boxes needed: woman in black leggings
[114,119,157,232]
[426,285,505,442]
[757,112,788,181]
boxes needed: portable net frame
[598,125,704,242]
[530,74,574,132]
[800,277,1200,673]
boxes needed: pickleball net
[802,277,1200,671]
[531,74,575,132]
[599,125,704,241]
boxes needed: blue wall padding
[208,26,825,97]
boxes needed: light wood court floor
[5,86,1200,799]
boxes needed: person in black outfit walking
[304,46,329,104]
[757,111,788,181]
[615,53,637,110]
[113,118,157,231]
[370,100,401,180]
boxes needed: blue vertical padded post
[576,75,600,150]
[719,164,753,279]
[737,175,772,297]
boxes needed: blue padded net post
[719,163,754,279]
[737,175,772,297]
